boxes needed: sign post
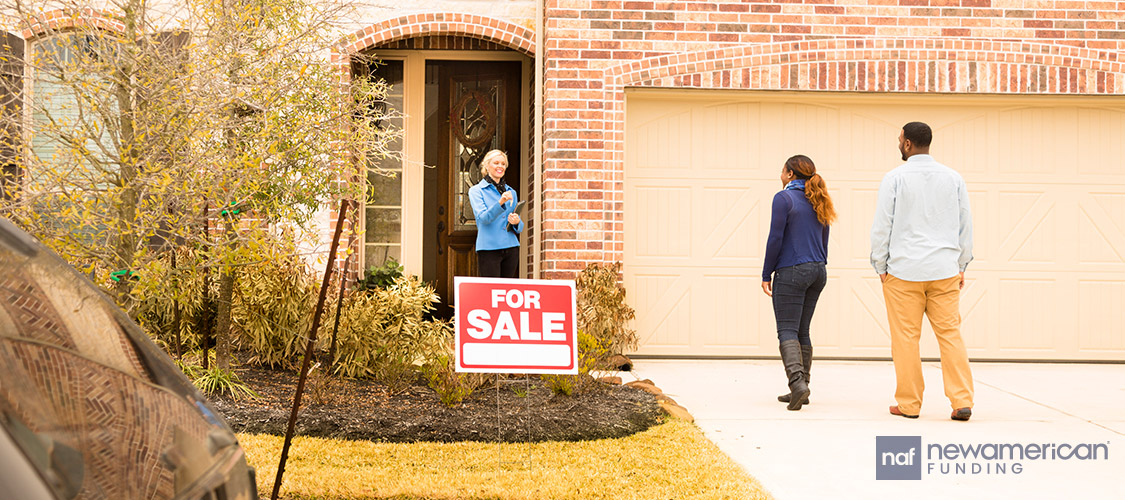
[454,276,578,469]
[454,277,578,375]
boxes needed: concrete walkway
[632,359,1125,499]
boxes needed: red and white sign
[454,277,577,374]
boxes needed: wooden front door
[432,60,522,316]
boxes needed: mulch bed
[210,364,663,443]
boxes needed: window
[363,60,404,270]
[26,33,117,192]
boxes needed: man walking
[870,122,975,421]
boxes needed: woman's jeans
[771,261,827,345]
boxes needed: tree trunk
[112,0,142,313]
[213,220,237,370]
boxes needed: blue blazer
[468,178,524,251]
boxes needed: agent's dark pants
[771,261,827,345]
[477,246,519,278]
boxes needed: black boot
[778,344,812,404]
[779,340,809,411]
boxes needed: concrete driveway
[632,359,1125,499]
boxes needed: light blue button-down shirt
[870,154,973,282]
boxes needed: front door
[429,60,522,316]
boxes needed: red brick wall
[539,0,1125,279]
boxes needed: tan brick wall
[539,0,1125,279]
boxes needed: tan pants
[882,274,974,414]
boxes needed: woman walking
[761,155,836,411]
[468,149,524,278]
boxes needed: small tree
[0,0,398,369]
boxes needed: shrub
[306,362,340,406]
[542,330,609,396]
[331,276,448,392]
[422,346,489,407]
[192,366,259,400]
[541,262,639,397]
[356,257,404,291]
[231,235,317,368]
[575,262,637,360]
[134,247,211,354]
[542,373,574,396]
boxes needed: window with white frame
[26,32,118,191]
[363,59,404,271]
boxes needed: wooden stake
[271,198,350,500]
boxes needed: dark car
[0,218,258,500]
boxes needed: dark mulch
[209,364,663,443]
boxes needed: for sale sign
[454,277,578,374]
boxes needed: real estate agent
[468,149,524,278]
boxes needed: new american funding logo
[875,436,1112,480]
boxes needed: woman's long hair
[785,155,836,226]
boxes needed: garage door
[625,90,1125,361]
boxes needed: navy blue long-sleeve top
[761,181,830,282]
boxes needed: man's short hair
[902,122,932,148]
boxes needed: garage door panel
[935,113,990,177]
[701,187,760,260]
[847,275,893,349]
[998,279,1059,351]
[629,108,694,171]
[1093,194,1125,236]
[699,274,762,349]
[694,102,761,171]
[807,275,844,348]
[631,186,691,258]
[959,279,991,352]
[1079,202,1125,264]
[773,103,842,171]
[999,107,1076,176]
[846,112,903,173]
[968,190,990,265]
[626,91,1125,360]
[1077,108,1125,179]
[1083,195,1125,265]
[1079,281,1125,351]
[841,187,881,267]
[629,272,691,349]
[998,191,1060,264]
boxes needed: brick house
[7,1,1125,361]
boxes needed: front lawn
[240,419,773,499]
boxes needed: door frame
[359,49,532,280]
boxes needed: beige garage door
[625,90,1125,361]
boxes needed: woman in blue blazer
[468,149,524,277]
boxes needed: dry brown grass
[239,419,773,500]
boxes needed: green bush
[192,366,259,400]
[357,257,404,291]
[231,235,317,368]
[331,276,449,392]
